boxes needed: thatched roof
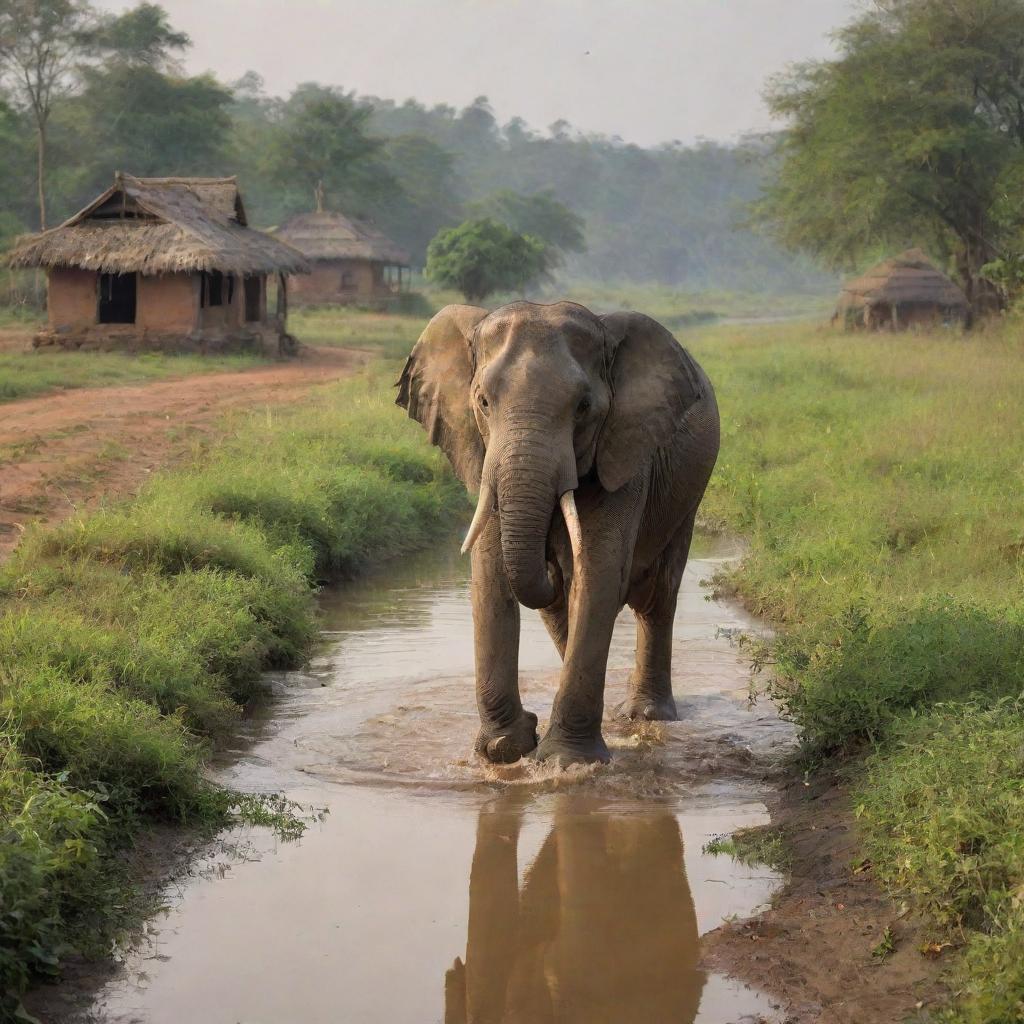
[274,210,409,266]
[6,173,310,276]
[836,248,968,311]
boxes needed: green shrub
[768,600,1024,754]
[0,742,108,1006]
[2,663,207,818]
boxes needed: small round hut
[273,209,410,307]
[833,248,968,331]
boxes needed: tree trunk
[956,222,1001,325]
[36,122,47,231]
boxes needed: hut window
[340,270,355,290]
[244,276,261,322]
[98,273,137,324]
[202,271,224,307]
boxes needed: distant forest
[0,3,829,293]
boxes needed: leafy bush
[0,744,108,1009]
[426,218,548,302]
[767,600,1024,754]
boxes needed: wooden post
[277,273,288,322]
[192,273,202,334]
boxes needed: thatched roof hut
[273,209,410,306]
[8,173,308,277]
[834,248,968,330]
[6,173,309,354]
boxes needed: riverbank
[689,318,1024,1022]
[0,361,466,1018]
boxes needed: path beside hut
[0,344,369,560]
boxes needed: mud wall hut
[273,210,410,307]
[6,173,309,353]
[833,248,968,331]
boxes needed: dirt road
[0,346,368,560]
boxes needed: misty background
[2,1,863,293]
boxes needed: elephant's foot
[474,711,539,764]
[533,725,611,766]
[615,692,678,722]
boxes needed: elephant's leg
[618,513,695,722]
[471,513,538,763]
[535,481,646,765]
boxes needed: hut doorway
[99,272,137,324]
[244,276,261,322]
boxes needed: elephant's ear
[596,312,705,493]
[396,304,489,490]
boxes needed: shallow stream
[80,534,794,1024]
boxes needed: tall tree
[757,0,1024,313]
[0,0,95,229]
[69,4,229,197]
[86,1,188,69]
[268,84,394,216]
[373,133,463,264]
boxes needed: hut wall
[48,268,98,328]
[290,258,379,304]
[138,273,196,332]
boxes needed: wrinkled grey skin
[397,301,719,765]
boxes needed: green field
[688,318,1024,1023]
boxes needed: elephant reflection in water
[445,797,705,1024]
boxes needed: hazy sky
[97,0,859,145]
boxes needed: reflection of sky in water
[77,535,790,1024]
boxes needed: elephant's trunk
[496,429,577,610]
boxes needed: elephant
[397,301,719,764]
[444,794,705,1024]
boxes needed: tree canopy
[426,219,548,302]
[758,0,1024,310]
[267,84,393,217]
[468,189,585,262]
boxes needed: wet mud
[38,535,799,1024]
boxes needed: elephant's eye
[478,394,490,414]
[576,397,591,418]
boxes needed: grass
[560,281,832,322]
[0,360,466,1015]
[688,317,1024,1022]
[0,349,265,403]
[289,304,428,357]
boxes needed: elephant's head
[397,301,703,610]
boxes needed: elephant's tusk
[461,484,494,554]
[560,490,583,562]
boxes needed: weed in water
[703,825,790,871]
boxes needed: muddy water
[82,535,794,1024]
